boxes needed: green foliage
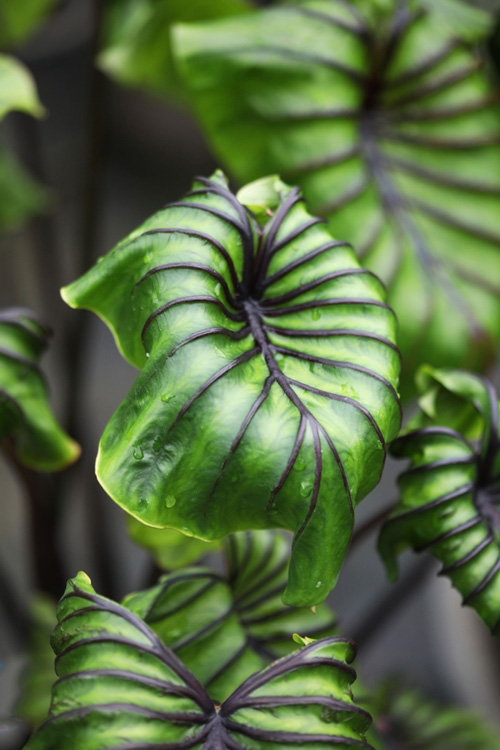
[15,596,56,727]
[0,55,47,232]
[371,680,500,749]
[173,1,500,396]
[127,517,220,569]
[124,530,337,700]
[0,0,57,47]
[378,368,500,632]
[0,308,79,470]
[98,0,252,101]
[26,571,374,749]
[61,170,400,606]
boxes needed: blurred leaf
[98,0,252,101]
[0,308,80,470]
[0,0,58,47]
[0,55,44,119]
[26,571,374,749]
[371,680,500,749]
[419,0,498,40]
[174,1,500,397]
[15,595,56,727]
[378,368,500,633]
[0,145,48,233]
[127,516,220,569]
[61,170,400,607]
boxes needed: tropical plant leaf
[0,55,44,120]
[61,171,400,606]
[0,0,58,47]
[98,0,251,101]
[127,516,220,570]
[15,595,56,728]
[174,1,500,396]
[378,367,500,633]
[0,308,79,470]
[26,571,374,749]
[123,530,337,700]
[370,679,500,749]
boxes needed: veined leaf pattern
[124,530,337,700]
[25,572,374,749]
[0,308,79,470]
[378,368,500,633]
[62,171,400,606]
[174,0,500,394]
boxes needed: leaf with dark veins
[25,572,374,749]
[174,1,500,397]
[378,367,500,633]
[62,171,400,606]
[0,308,79,471]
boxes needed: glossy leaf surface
[26,572,374,749]
[98,0,251,100]
[62,171,400,606]
[124,530,337,700]
[378,368,500,633]
[174,1,500,394]
[0,308,79,470]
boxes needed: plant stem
[352,557,435,649]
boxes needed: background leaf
[0,55,44,119]
[378,368,500,633]
[0,0,58,47]
[26,571,374,749]
[0,308,79,470]
[98,0,252,101]
[174,1,500,396]
[0,145,48,233]
[62,171,400,606]
[127,517,220,569]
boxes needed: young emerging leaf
[174,1,500,395]
[0,308,79,470]
[378,368,500,633]
[123,530,337,700]
[26,572,374,749]
[62,171,400,606]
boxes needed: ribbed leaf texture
[370,680,500,749]
[0,308,79,470]
[61,171,400,606]
[124,530,337,701]
[25,572,374,750]
[378,367,500,633]
[174,0,500,396]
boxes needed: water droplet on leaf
[161,393,175,403]
[165,495,177,508]
[214,282,222,296]
[300,480,313,497]
[152,436,162,453]
[312,308,321,321]
[133,445,144,460]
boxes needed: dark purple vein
[134,262,237,308]
[260,267,383,307]
[262,240,351,289]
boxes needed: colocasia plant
[2,1,500,749]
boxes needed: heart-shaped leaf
[378,368,500,633]
[124,530,337,700]
[25,572,374,749]
[0,308,79,470]
[62,171,400,606]
[174,1,500,395]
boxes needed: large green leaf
[369,680,500,749]
[26,571,374,749]
[0,308,79,470]
[174,1,500,396]
[98,0,251,101]
[124,530,337,700]
[378,367,500,633]
[61,171,400,606]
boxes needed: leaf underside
[62,171,400,606]
[174,0,500,396]
[378,368,500,633]
[123,529,337,701]
[0,308,79,471]
[25,572,374,750]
